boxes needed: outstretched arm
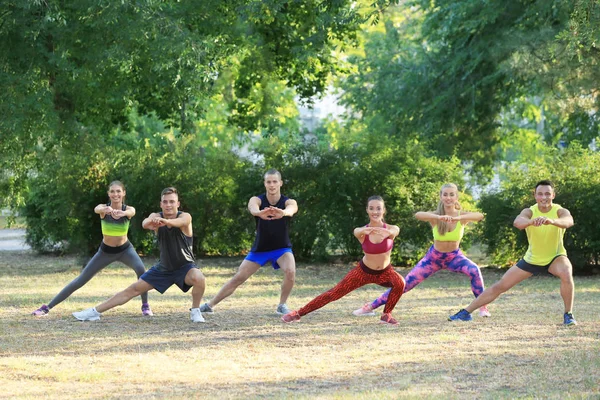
[528,208,574,229]
[382,224,400,239]
[550,208,574,228]
[110,205,136,219]
[354,225,399,240]
[159,212,192,229]
[248,197,273,220]
[94,204,112,216]
[123,206,136,219]
[414,211,441,222]
[354,226,374,240]
[453,212,484,223]
[142,212,162,231]
[513,208,534,230]
[514,207,573,229]
[268,199,298,219]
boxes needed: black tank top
[250,194,293,252]
[156,212,195,271]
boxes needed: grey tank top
[156,212,195,271]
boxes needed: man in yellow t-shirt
[449,180,577,326]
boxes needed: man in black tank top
[200,169,298,316]
[73,187,208,323]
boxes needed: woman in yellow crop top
[354,183,491,317]
[32,181,152,317]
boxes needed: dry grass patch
[1,252,599,399]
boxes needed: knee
[490,282,509,295]
[468,266,483,279]
[556,270,573,283]
[283,268,295,281]
[189,273,206,287]
[395,278,405,291]
[124,285,143,298]
[231,267,257,285]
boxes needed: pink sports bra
[361,224,394,254]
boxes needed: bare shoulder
[519,208,533,218]
[179,211,192,221]
[249,196,262,204]
[557,207,572,217]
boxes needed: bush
[479,143,600,271]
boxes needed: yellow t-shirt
[524,204,567,265]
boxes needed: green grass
[1,251,599,399]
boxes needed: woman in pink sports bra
[282,196,405,325]
[353,183,490,318]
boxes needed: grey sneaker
[73,307,101,321]
[199,302,214,314]
[276,303,291,315]
[190,308,205,323]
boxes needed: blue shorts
[245,248,293,270]
[140,263,198,293]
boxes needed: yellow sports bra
[432,219,464,242]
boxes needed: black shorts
[141,263,198,293]
[516,256,563,276]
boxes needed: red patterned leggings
[298,260,405,316]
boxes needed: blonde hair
[434,183,461,235]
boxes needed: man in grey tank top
[73,187,208,322]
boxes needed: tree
[337,1,598,179]
[0,0,394,208]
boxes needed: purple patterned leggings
[371,245,485,309]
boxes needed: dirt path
[0,229,31,251]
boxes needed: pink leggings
[371,245,484,309]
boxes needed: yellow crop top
[432,219,464,242]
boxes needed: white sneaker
[352,303,376,316]
[479,306,491,318]
[73,307,101,321]
[190,308,205,323]
[276,303,291,315]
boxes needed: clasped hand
[258,206,286,220]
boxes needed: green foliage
[479,143,600,269]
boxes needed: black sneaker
[199,303,214,314]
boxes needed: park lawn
[1,251,599,399]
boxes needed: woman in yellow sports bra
[354,183,491,317]
[32,181,152,317]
